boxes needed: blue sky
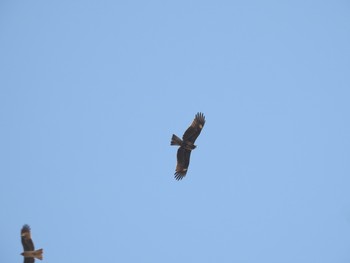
[1,1,350,262]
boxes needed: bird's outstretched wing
[24,257,35,263]
[21,225,35,251]
[182,112,205,144]
[175,147,191,180]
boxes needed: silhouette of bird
[171,112,205,180]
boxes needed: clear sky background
[1,1,350,262]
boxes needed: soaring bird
[21,225,43,263]
[171,112,205,180]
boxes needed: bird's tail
[34,249,43,260]
[171,134,182,146]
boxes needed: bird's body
[171,112,205,180]
[21,225,43,263]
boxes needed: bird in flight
[20,225,43,263]
[171,112,205,180]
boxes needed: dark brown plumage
[171,112,205,180]
[21,225,43,263]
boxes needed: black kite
[171,112,205,180]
